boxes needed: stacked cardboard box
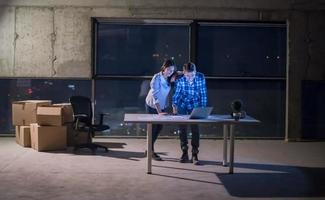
[30,123,67,151]
[13,101,88,151]
[13,100,51,148]
[32,104,75,151]
[37,104,73,126]
[15,126,31,147]
[46,103,89,146]
[12,100,51,126]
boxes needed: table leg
[229,124,235,174]
[223,124,228,166]
[147,123,152,174]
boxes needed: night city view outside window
[93,20,287,138]
[95,79,285,137]
[0,79,91,133]
[205,79,285,138]
[197,23,286,77]
[95,21,190,76]
[93,20,191,136]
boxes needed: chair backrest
[69,96,93,125]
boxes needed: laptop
[189,107,213,119]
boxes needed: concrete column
[286,11,308,141]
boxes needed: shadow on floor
[216,162,325,198]
[153,164,222,173]
[71,142,147,161]
[152,173,223,185]
[94,142,126,149]
[52,148,146,161]
[48,142,147,161]
[152,162,325,198]
[95,149,146,161]
[158,157,223,166]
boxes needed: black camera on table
[230,99,246,121]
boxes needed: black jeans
[145,104,164,151]
[178,107,200,154]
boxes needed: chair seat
[92,124,110,132]
[77,124,110,132]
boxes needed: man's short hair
[183,62,196,72]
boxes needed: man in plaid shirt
[172,62,207,165]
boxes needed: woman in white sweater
[145,59,175,160]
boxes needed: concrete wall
[0,6,15,76]
[0,0,325,139]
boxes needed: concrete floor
[0,137,325,200]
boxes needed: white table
[124,114,260,174]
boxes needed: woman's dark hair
[160,59,175,72]
[183,62,196,72]
[167,71,183,84]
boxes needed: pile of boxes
[12,100,88,152]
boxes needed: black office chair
[69,96,110,153]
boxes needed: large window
[195,22,286,138]
[92,19,191,136]
[197,23,286,77]
[95,19,190,76]
[0,79,91,133]
[93,19,287,138]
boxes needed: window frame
[91,18,287,137]
[92,19,287,81]
[92,18,193,79]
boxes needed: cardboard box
[15,126,31,147]
[37,104,73,126]
[30,123,67,152]
[52,103,74,123]
[66,123,89,146]
[12,100,51,126]
[15,126,18,144]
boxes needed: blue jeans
[178,107,200,154]
[145,104,164,151]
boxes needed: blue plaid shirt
[172,72,207,110]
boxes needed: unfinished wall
[0,7,15,76]
[53,7,92,77]
[15,7,53,76]
[0,0,324,139]
[1,0,324,78]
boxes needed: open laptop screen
[189,107,213,119]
